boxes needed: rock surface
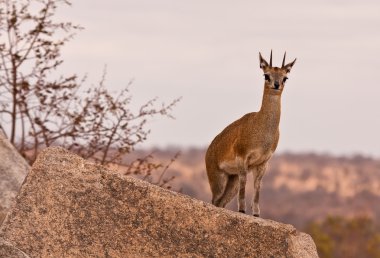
[0,238,30,258]
[0,147,318,257]
[0,133,30,224]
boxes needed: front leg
[251,163,267,217]
[238,172,247,213]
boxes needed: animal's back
[205,112,257,170]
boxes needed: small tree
[0,0,179,187]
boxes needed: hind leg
[207,170,229,207]
[217,175,239,208]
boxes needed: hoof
[253,214,260,217]
[239,210,245,214]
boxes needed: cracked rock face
[0,147,318,257]
[0,133,30,224]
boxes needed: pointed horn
[269,50,272,67]
[282,52,286,68]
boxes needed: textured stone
[0,147,318,257]
[0,238,30,258]
[0,133,30,224]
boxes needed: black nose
[274,82,280,89]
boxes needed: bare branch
[0,0,179,188]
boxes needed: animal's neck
[257,87,282,129]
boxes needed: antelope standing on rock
[205,51,296,216]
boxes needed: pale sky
[57,1,380,157]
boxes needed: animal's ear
[283,58,296,73]
[259,52,269,69]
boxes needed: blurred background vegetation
[306,216,380,258]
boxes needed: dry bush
[0,0,180,187]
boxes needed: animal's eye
[264,74,270,81]
[283,77,288,83]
